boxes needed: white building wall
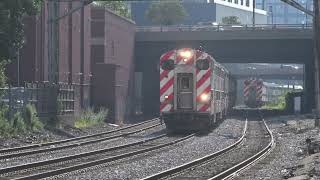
[215,0,267,24]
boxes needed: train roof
[160,48,230,74]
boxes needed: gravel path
[0,124,166,169]
[52,117,245,180]
[233,114,320,180]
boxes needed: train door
[247,86,257,107]
[177,73,193,110]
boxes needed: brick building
[6,1,136,124]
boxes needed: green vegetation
[0,103,44,137]
[146,0,187,26]
[0,0,42,62]
[0,0,42,97]
[75,108,108,128]
[263,94,287,110]
[0,105,11,137]
[92,1,131,19]
[221,16,241,25]
[24,104,43,131]
[0,61,7,88]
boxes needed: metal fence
[0,82,75,119]
[136,24,313,32]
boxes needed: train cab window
[216,92,220,100]
[196,59,209,70]
[161,59,175,70]
[181,77,190,89]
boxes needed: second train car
[159,48,235,132]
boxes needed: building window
[91,21,104,38]
[246,0,249,6]
[235,0,239,4]
[91,45,104,63]
[111,40,115,57]
[228,0,232,2]
[91,9,105,20]
[241,0,244,5]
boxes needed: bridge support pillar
[303,62,315,113]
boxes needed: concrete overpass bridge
[134,25,314,116]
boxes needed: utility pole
[253,0,256,27]
[305,0,308,25]
[80,0,85,108]
[314,0,320,127]
[269,6,274,25]
[17,49,20,86]
[48,1,59,84]
[47,0,59,117]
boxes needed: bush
[0,116,11,137]
[11,112,26,134]
[263,94,287,110]
[0,103,43,137]
[75,108,108,128]
[0,105,11,137]
[0,61,7,89]
[24,104,43,131]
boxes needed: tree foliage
[0,0,42,61]
[146,0,187,26]
[221,16,241,25]
[0,0,41,88]
[92,1,131,19]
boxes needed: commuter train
[243,79,264,108]
[159,48,236,132]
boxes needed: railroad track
[0,132,195,180]
[0,118,161,161]
[142,109,275,180]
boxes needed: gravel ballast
[0,121,130,149]
[234,114,320,180]
[0,124,166,169]
[56,117,245,180]
[0,129,68,149]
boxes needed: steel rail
[141,117,248,180]
[0,118,159,154]
[0,122,161,160]
[209,114,275,180]
[9,134,195,180]
[0,134,167,175]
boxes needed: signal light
[200,93,209,102]
[180,50,192,59]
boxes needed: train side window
[196,59,209,70]
[216,92,220,100]
[181,77,190,89]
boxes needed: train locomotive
[243,79,264,108]
[159,48,234,132]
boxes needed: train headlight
[164,95,169,99]
[180,50,192,59]
[200,93,209,102]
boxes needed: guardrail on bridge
[136,24,313,32]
